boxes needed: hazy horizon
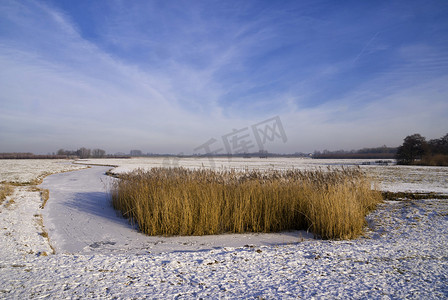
[1,1,447,155]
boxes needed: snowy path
[40,166,144,254]
[40,166,306,255]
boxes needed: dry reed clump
[35,214,56,254]
[39,189,50,209]
[0,184,14,204]
[112,167,382,239]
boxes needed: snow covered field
[0,159,87,184]
[79,157,448,194]
[0,158,447,298]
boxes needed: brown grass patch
[112,167,382,239]
[4,198,15,208]
[0,184,14,204]
[35,214,55,254]
[382,191,448,200]
[421,154,448,166]
[25,186,50,209]
[39,189,50,209]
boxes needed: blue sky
[1,0,447,154]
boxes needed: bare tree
[92,148,106,158]
[77,147,91,159]
[130,150,143,157]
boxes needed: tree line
[396,133,448,166]
[57,147,106,159]
[313,146,397,159]
[0,153,67,159]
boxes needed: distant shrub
[112,167,382,240]
[420,154,448,166]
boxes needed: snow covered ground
[77,157,380,173]
[79,157,448,194]
[365,164,448,194]
[0,158,447,298]
[0,159,87,184]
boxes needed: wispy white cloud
[0,1,235,153]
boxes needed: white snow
[0,158,447,298]
[78,157,380,173]
[0,186,54,261]
[79,157,448,194]
[364,164,448,194]
[0,159,87,184]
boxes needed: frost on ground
[366,165,448,194]
[0,159,87,184]
[78,157,380,173]
[0,159,447,298]
[0,187,52,261]
[80,157,448,195]
[0,186,54,261]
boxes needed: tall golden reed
[112,167,382,239]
